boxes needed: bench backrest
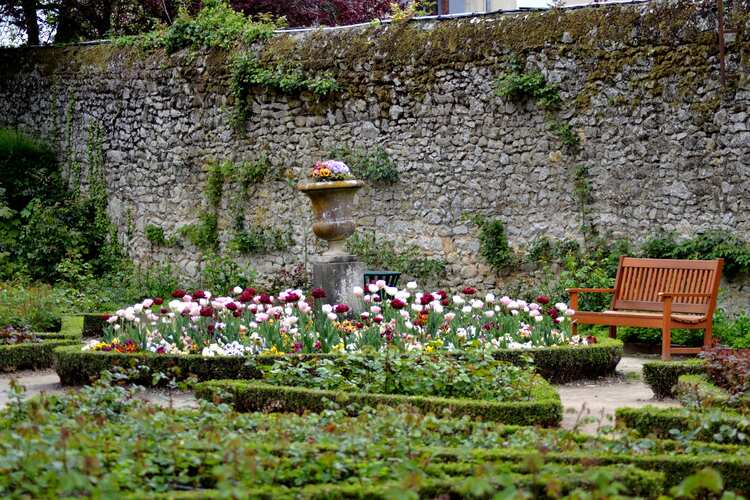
[612,257,723,314]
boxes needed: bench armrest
[658,292,713,299]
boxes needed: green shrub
[228,226,292,255]
[714,309,750,348]
[642,359,707,399]
[328,146,399,184]
[493,337,622,383]
[618,326,704,346]
[641,230,750,279]
[616,406,750,445]
[494,70,561,109]
[0,128,63,213]
[0,283,62,332]
[469,215,515,273]
[157,0,278,53]
[194,379,563,426]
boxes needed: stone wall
[1,3,749,307]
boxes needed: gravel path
[556,356,680,433]
[0,369,198,409]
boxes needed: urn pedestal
[298,180,365,309]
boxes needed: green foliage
[0,128,63,213]
[261,351,545,401]
[641,230,750,279]
[346,231,446,285]
[205,162,226,209]
[0,283,62,332]
[494,70,561,109]
[714,309,750,348]
[229,226,292,255]
[144,224,178,247]
[673,374,745,412]
[469,215,515,273]
[328,145,399,184]
[550,120,580,152]
[525,236,580,266]
[6,378,745,497]
[50,264,181,313]
[617,326,704,346]
[179,213,219,252]
[230,53,339,125]
[120,0,279,53]
[195,377,563,426]
[642,359,707,399]
[199,253,256,293]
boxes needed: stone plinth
[311,254,365,310]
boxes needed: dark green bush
[0,339,79,372]
[642,359,706,399]
[641,230,750,279]
[194,379,563,427]
[0,128,64,213]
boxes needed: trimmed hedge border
[0,339,80,372]
[1,316,82,372]
[34,316,83,340]
[131,466,663,499]
[53,339,623,386]
[493,337,622,383]
[193,378,563,427]
[643,359,706,399]
[615,406,750,444]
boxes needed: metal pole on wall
[718,0,726,86]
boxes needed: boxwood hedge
[0,339,79,372]
[643,359,706,399]
[1,316,81,372]
[193,379,563,427]
[131,465,663,499]
[53,339,623,386]
[615,405,750,445]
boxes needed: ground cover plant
[1,378,749,497]
[86,282,583,357]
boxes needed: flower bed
[87,284,584,357]
[2,384,747,497]
[195,351,562,426]
[0,317,81,372]
[54,338,622,386]
[675,374,750,412]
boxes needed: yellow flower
[261,346,283,356]
[332,342,345,352]
[319,167,332,177]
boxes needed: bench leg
[661,326,671,360]
[609,325,617,339]
[704,323,714,350]
[572,321,577,336]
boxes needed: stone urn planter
[298,179,364,255]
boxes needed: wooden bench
[568,257,723,360]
